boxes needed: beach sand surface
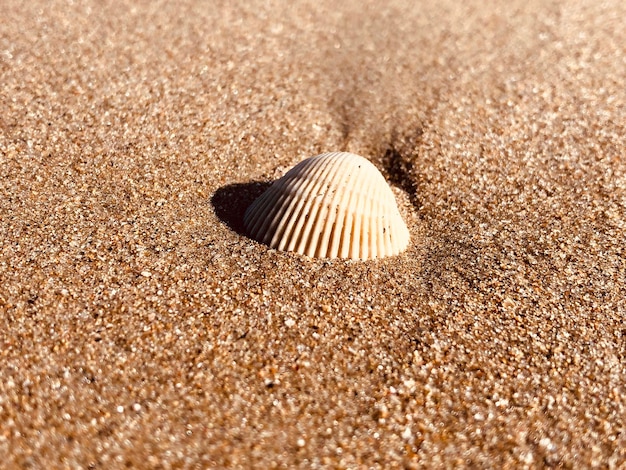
[1,0,625,467]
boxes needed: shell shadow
[380,128,424,210]
[211,181,272,236]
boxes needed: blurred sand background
[1,0,625,467]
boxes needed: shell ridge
[377,184,391,257]
[260,158,322,245]
[245,167,308,240]
[358,181,374,259]
[245,185,283,238]
[328,161,361,258]
[383,190,396,255]
[306,156,357,257]
[248,157,317,246]
[329,153,368,258]
[317,155,362,258]
[300,154,342,256]
[378,194,391,256]
[338,163,364,259]
[352,171,368,259]
[370,185,383,257]
[252,187,294,244]
[268,157,329,249]
[359,170,379,259]
[289,156,341,254]
[368,190,379,259]
[281,158,332,251]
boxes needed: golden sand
[1,0,625,467]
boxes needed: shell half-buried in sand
[243,152,410,260]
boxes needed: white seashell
[243,152,410,260]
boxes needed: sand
[1,0,625,467]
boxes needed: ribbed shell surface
[243,152,410,260]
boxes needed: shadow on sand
[211,181,271,237]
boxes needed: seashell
[243,152,410,260]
